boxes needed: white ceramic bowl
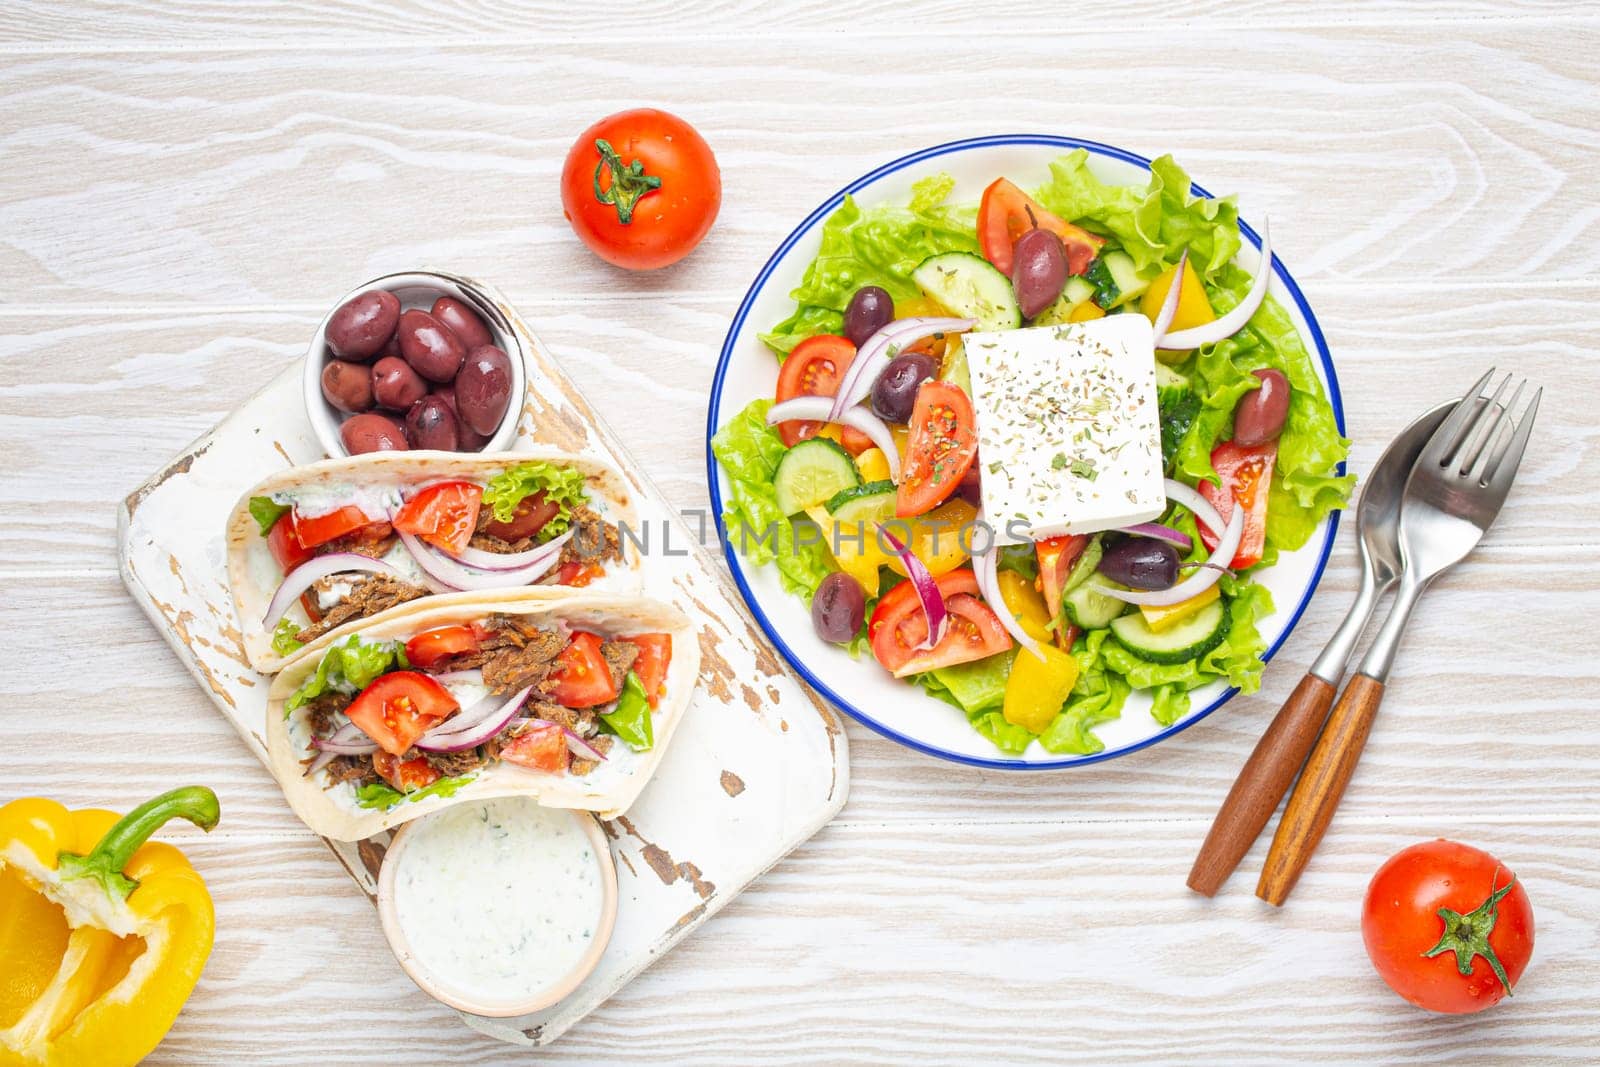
[303,270,526,458]
[706,134,1347,770]
[376,805,618,1018]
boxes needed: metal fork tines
[1256,368,1539,905]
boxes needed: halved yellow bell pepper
[1139,582,1222,632]
[885,498,979,579]
[1142,256,1215,362]
[0,787,219,1067]
[1003,643,1081,734]
[996,569,1053,645]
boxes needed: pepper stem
[592,138,662,225]
[56,786,220,901]
[1420,867,1518,997]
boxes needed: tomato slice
[392,480,482,554]
[404,624,488,669]
[773,334,857,448]
[480,492,560,542]
[372,751,442,793]
[293,504,382,550]
[896,380,979,518]
[499,721,571,773]
[1198,441,1278,570]
[977,178,1106,277]
[344,671,459,756]
[267,512,313,571]
[1035,534,1090,649]
[869,568,1012,676]
[546,632,620,708]
[625,633,672,708]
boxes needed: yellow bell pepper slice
[885,498,978,579]
[0,787,219,1067]
[1067,300,1106,322]
[1142,257,1215,362]
[853,448,891,485]
[1139,582,1222,632]
[1003,643,1081,734]
[808,503,892,597]
[996,569,1053,644]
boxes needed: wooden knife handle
[1186,673,1336,897]
[1256,673,1387,906]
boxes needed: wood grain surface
[2,2,1597,1062]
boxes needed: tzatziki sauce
[391,797,606,1003]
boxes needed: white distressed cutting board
[116,279,849,1047]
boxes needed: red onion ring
[263,553,404,629]
[972,540,1044,662]
[446,538,571,571]
[305,722,377,775]
[398,529,569,592]
[418,686,531,752]
[1160,219,1273,350]
[1092,480,1242,607]
[1150,248,1189,348]
[1116,521,1193,551]
[827,316,974,421]
[877,524,947,650]
[767,398,902,481]
[563,728,607,762]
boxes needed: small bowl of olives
[303,271,525,457]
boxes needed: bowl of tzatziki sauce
[377,796,618,1017]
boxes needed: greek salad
[712,151,1353,756]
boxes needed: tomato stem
[1421,866,1518,996]
[592,139,661,226]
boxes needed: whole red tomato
[1362,840,1534,1013]
[560,108,720,270]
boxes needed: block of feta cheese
[964,314,1166,545]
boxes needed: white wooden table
[3,3,1597,1062]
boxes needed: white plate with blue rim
[705,134,1345,769]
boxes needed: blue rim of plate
[705,133,1345,770]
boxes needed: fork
[1256,369,1540,905]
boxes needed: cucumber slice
[1032,277,1099,326]
[825,480,895,516]
[1155,363,1190,392]
[1110,597,1229,664]
[911,252,1022,331]
[773,437,860,517]
[1064,579,1130,630]
[1100,250,1148,308]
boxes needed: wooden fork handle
[1187,673,1336,896]
[1256,673,1387,905]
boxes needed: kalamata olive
[811,572,866,645]
[404,395,460,451]
[397,309,467,383]
[454,344,513,436]
[1097,536,1181,591]
[320,359,374,414]
[844,285,894,348]
[954,461,983,508]
[430,388,490,451]
[870,353,939,423]
[1233,368,1291,447]
[1012,228,1068,319]
[325,289,400,362]
[371,356,428,412]
[339,412,409,455]
[431,296,494,351]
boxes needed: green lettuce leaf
[249,495,290,536]
[914,654,1033,755]
[355,774,475,810]
[600,672,654,751]
[711,399,835,599]
[480,462,589,539]
[271,618,306,658]
[1038,629,1130,755]
[1149,684,1191,728]
[285,635,408,713]
[760,174,980,355]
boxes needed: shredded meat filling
[295,574,427,643]
[560,506,623,568]
[599,640,639,693]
